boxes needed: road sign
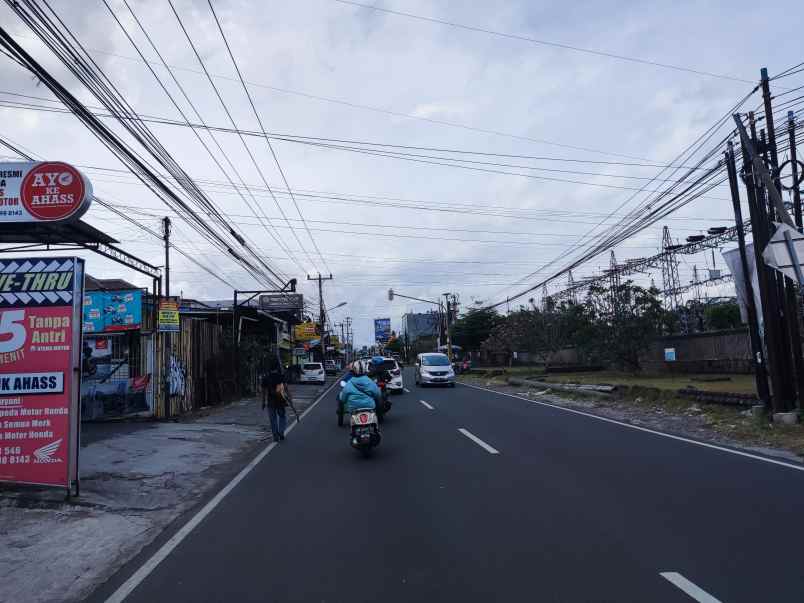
[259,293,303,311]
[0,161,93,223]
[0,256,84,494]
[762,222,804,284]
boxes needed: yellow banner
[158,298,180,332]
[294,322,317,341]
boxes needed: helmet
[351,361,364,376]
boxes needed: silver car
[415,353,456,387]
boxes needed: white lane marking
[460,382,804,473]
[660,572,722,603]
[419,400,434,410]
[105,379,340,603]
[458,428,500,454]
[404,388,411,393]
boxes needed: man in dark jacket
[262,356,288,441]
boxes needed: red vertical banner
[0,257,84,492]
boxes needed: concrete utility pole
[345,316,352,362]
[162,216,171,419]
[725,142,770,408]
[443,292,457,362]
[162,216,171,296]
[307,274,333,360]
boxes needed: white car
[301,362,326,385]
[377,357,404,394]
[415,353,455,387]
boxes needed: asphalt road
[89,368,804,603]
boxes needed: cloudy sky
[0,0,801,345]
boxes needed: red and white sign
[0,257,84,492]
[0,161,93,223]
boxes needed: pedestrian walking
[262,356,288,441]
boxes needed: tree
[451,308,501,352]
[481,316,520,366]
[704,302,742,330]
[384,337,403,354]
[577,281,665,371]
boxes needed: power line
[102,0,299,281]
[164,0,320,272]
[7,32,655,160]
[112,0,304,276]
[206,0,330,273]
[1,1,285,288]
[333,0,755,85]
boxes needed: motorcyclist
[338,361,382,413]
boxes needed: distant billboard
[82,289,142,333]
[374,318,391,343]
[259,293,303,312]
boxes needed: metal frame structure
[232,278,298,393]
[550,224,749,304]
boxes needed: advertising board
[294,322,317,341]
[82,289,142,333]
[259,293,303,311]
[0,257,84,492]
[374,318,391,343]
[158,297,180,332]
[0,161,93,223]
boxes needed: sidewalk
[0,379,334,603]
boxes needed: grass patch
[541,371,757,395]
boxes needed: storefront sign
[158,298,180,332]
[82,289,142,333]
[0,256,84,492]
[294,322,317,341]
[259,293,303,311]
[0,161,93,223]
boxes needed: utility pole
[346,316,352,363]
[787,111,803,229]
[162,217,171,296]
[760,67,804,410]
[443,292,456,362]
[307,274,333,361]
[725,142,770,407]
[161,216,171,419]
[735,110,795,412]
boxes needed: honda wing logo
[34,439,63,463]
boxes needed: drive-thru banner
[0,257,84,492]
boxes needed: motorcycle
[349,407,381,456]
[371,370,392,423]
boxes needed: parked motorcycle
[349,407,381,457]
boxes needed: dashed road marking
[460,382,804,473]
[404,388,411,393]
[660,572,722,603]
[419,400,434,410]
[458,428,499,454]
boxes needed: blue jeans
[268,407,286,439]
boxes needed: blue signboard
[83,289,143,333]
[374,317,391,343]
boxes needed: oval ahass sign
[0,161,93,223]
